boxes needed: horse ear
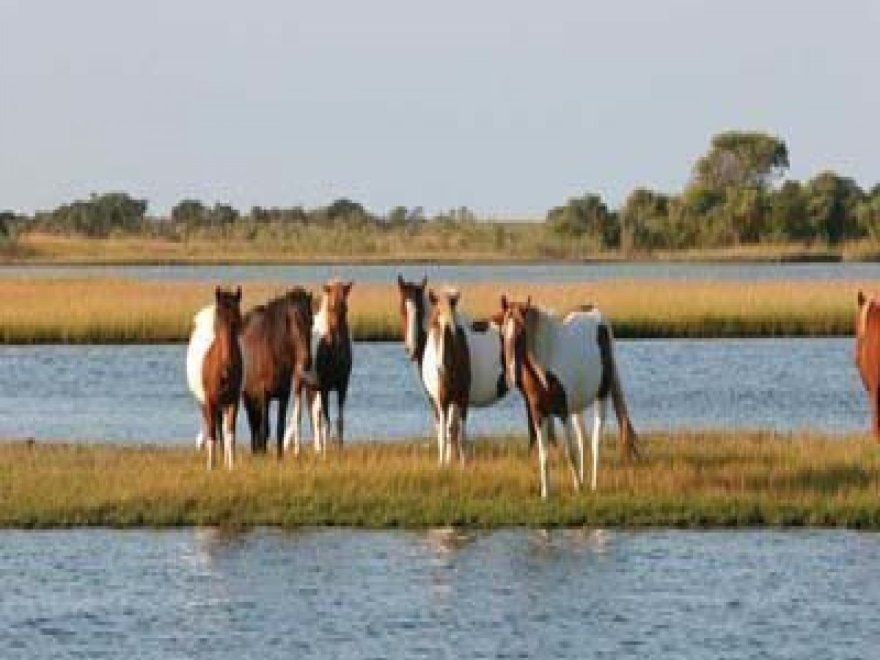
[234,286,242,303]
[526,296,532,309]
[428,289,438,306]
[397,274,405,290]
[420,275,427,289]
[323,283,332,294]
[858,290,866,308]
[344,281,354,297]
[448,290,460,308]
[501,294,509,312]
[214,286,221,302]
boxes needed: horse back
[544,311,605,411]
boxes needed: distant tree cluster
[8,130,879,253]
[549,131,880,251]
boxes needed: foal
[423,289,471,465]
[499,296,638,497]
[289,280,353,454]
[186,287,244,470]
[240,288,314,457]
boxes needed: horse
[498,296,638,497]
[422,289,471,465]
[855,290,880,438]
[239,288,314,458]
[288,280,353,455]
[186,286,244,470]
[396,274,544,451]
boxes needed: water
[1,528,877,659]
[0,338,866,443]
[3,260,880,283]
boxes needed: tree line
[2,131,878,251]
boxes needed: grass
[2,432,879,529]
[5,231,880,265]
[0,277,868,343]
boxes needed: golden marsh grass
[0,277,867,343]
[2,432,879,528]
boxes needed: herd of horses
[187,277,880,499]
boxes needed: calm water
[3,260,880,282]
[0,338,866,443]
[1,528,878,659]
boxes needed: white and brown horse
[499,296,638,497]
[396,275,543,451]
[422,289,471,465]
[239,288,314,458]
[855,290,880,438]
[186,286,244,470]
[288,280,353,455]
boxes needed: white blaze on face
[405,299,417,357]
[503,318,517,387]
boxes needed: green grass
[2,432,879,529]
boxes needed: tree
[171,199,208,227]
[619,188,670,251]
[767,180,811,240]
[546,193,619,248]
[805,171,863,244]
[691,131,789,191]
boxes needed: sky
[1,0,878,217]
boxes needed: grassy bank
[2,432,879,529]
[0,278,867,343]
[4,231,880,265]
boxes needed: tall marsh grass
[2,432,879,528]
[0,278,865,343]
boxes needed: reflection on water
[2,529,878,659]
[0,338,867,443]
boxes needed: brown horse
[855,290,880,438]
[423,289,471,464]
[240,288,314,458]
[499,296,638,497]
[293,280,353,454]
[185,286,244,470]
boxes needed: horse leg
[562,415,581,492]
[309,390,324,455]
[573,412,588,486]
[445,403,459,465]
[243,394,259,454]
[526,406,536,453]
[202,403,216,471]
[320,389,331,454]
[336,386,347,448]
[276,390,289,460]
[590,398,607,491]
[258,396,270,454]
[436,405,447,467]
[285,382,302,455]
[533,411,549,498]
[223,401,237,470]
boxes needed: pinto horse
[855,290,880,438]
[289,280,353,455]
[396,275,544,450]
[186,286,244,470]
[239,288,314,457]
[422,289,471,465]
[499,296,638,497]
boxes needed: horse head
[428,288,461,376]
[499,294,548,392]
[214,285,243,337]
[319,280,353,347]
[396,274,428,361]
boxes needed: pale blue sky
[1,0,878,216]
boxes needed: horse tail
[596,322,641,463]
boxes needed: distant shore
[2,432,878,529]
[2,232,880,266]
[0,277,863,343]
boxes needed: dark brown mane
[396,275,429,363]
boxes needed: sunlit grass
[0,277,867,343]
[2,432,879,528]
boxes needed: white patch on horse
[186,304,215,405]
[404,299,417,357]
